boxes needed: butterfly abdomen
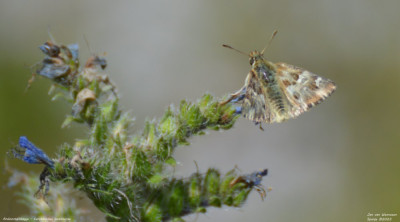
[255,63,288,117]
[267,81,288,115]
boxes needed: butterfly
[220,31,336,126]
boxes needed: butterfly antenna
[222,44,249,56]
[83,34,93,54]
[83,34,106,56]
[47,26,56,43]
[261,30,278,55]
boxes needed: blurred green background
[1,0,399,221]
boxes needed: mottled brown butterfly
[221,31,336,126]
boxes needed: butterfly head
[223,29,277,68]
[249,50,264,66]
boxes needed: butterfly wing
[240,71,272,123]
[275,63,336,119]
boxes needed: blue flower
[11,136,54,168]
[247,169,268,186]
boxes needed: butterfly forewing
[276,62,336,119]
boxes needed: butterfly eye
[249,57,255,65]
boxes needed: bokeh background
[1,0,399,221]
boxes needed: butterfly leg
[220,86,246,106]
[255,122,264,131]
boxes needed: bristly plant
[6,40,269,221]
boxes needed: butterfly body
[222,50,336,124]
